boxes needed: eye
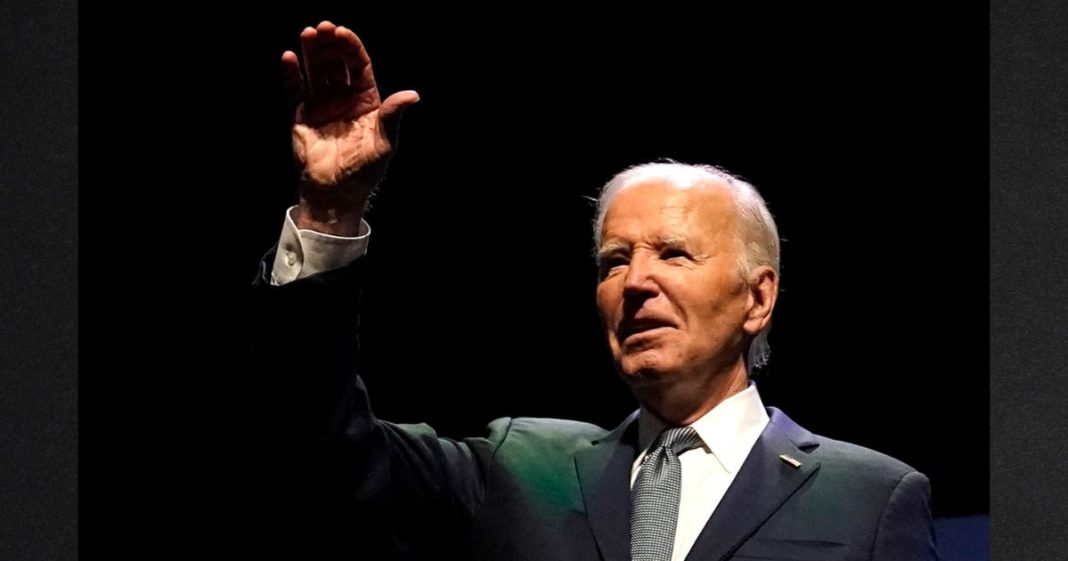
[661,248,691,261]
[598,255,629,278]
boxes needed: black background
[4,2,1007,559]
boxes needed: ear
[743,265,779,336]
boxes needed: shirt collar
[637,381,770,474]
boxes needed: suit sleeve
[248,246,509,557]
[871,471,939,561]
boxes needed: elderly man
[251,20,938,561]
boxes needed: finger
[379,90,420,142]
[300,26,328,90]
[335,25,378,95]
[313,22,349,86]
[281,50,304,102]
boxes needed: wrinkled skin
[281,20,420,235]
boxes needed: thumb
[379,90,420,142]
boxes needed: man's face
[595,180,753,390]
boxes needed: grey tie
[631,426,704,561]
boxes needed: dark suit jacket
[250,249,938,561]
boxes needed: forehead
[600,179,737,244]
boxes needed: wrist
[293,201,365,237]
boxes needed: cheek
[688,290,742,337]
[693,295,749,348]
[595,285,618,324]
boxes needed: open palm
[282,21,419,213]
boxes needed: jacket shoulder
[499,416,610,452]
[768,406,920,481]
[809,433,919,481]
[757,410,936,557]
[478,416,609,471]
[475,417,606,507]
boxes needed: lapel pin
[779,454,802,469]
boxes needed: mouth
[618,318,675,342]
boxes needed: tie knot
[656,426,702,456]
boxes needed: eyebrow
[596,235,690,262]
[658,235,689,249]
[596,241,628,262]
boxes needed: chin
[617,353,677,386]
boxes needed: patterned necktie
[631,426,704,561]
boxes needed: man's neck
[636,361,750,426]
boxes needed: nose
[622,251,660,300]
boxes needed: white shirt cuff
[270,205,371,286]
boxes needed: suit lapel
[684,407,822,561]
[574,410,640,561]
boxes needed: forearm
[251,250,372,450]
[249,253,409,555]
[251,246,491,529]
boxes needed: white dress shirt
[268,207,772,561]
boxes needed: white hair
[592,159,781,373]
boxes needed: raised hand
[282,21,419,235]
